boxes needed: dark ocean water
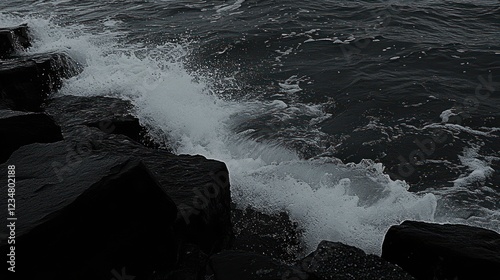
[1,0,499,254]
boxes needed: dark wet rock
[0,24,31,58]
[0,110,63,163]
[299,241,414,280]
[231,207,303,263]
[0,124,232,279]
[382,220,500,280]
[208,250,318,280]
[63,125,233,254]
[96,128,232,254]
[0,52,82,111]
[13,123,230,246]
[67,127,232,254]
[152,151,232,254]
[0,149,178,280]
[0,25,232,278]
[45,95,148,144]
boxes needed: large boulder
[148,151,232,254]
[61,126,233,255]
[0,24,31,58]
[0,52,82,111]
[299,241,415,280]
[141,149,231,255]
[0,110,63,163]
[60,126,232,254]
[382,220,500,280]
[208,250,318,280]
[0,124,232,279]
[0,141,178,279]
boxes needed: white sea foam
[278,75,304,94]
[427,145,500,231]
[3,14,497,255]
[424,123,497,137]
[452,145,494,188]
[103,19,122,27]
[215,0,245,13]
[440,109,456,123]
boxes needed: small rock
[299,241,415,280]
[0,24,31,58]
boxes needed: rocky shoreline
[1,24,499,280]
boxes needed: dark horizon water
[1,0,499,255]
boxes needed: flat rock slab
[45,95,146,143]
[0,52,82,111]
[382,220,500,280]
[0,110,63,163]
[208,250,318,280]
[0,24,31,58]
[299,241,415,280]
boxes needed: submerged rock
[0,52,82,111]
[0,24,31,58]
[299,241,415,280]
[0,110,63,163]
[382,220,500,280]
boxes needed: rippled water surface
[1,0,499,254]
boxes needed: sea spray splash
[139,75,438,254]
